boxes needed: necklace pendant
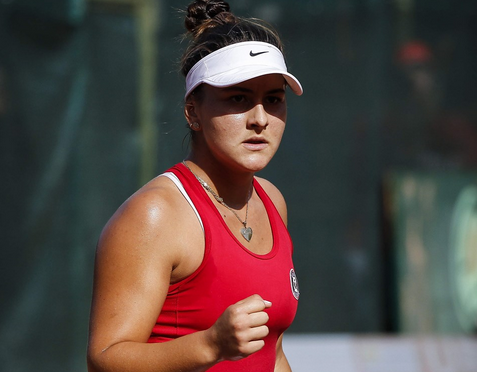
[240,227,253,242]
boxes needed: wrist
[200,328,222,365]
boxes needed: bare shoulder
[97,174,196,271]
[89,175,203,351]
[100,175,183,240]
[255,176,288,225]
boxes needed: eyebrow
[221,86,286,95]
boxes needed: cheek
[226,113,247,125]
[274,127,286,148]
[204,116,242,147]
[212,115,245,134]
[269,106,287,131]
[272,119,286,137]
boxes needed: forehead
[235,74,287,88]
[209,74,287,94]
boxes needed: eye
[231,95,246,103]
[265,95,284,105]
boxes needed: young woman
[87,1,303,371]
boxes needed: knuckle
[232,320,244,333]
[229,305,242,317]
[263,325,270,336]
[263,312,270,322]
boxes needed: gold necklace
[182,161,253,242]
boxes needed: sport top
[148,163,299,371]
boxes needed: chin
[240,156,272,173]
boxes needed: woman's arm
[274,334,292,372]
[87,180,271,372]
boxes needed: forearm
[274,333,292,372]
[88,329,219,372]
[274,353,292,372]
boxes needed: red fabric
[148,163,299,371]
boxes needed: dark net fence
[1,0,476,370]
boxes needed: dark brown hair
[180,0,284,79]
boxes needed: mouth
[242,137,269,150]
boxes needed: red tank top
[148,163,299,371]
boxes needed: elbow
[87,346,107,372]
[87,353,100,372]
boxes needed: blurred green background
[1,0,476,370]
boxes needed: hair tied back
[185,0,232,38]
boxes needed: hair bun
[185,0,231,36]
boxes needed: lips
[242,137,268,151]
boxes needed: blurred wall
[1,0,476,370]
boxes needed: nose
[247,103,268,129]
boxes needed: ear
[184,99,199,127]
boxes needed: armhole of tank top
[159,172,204,231]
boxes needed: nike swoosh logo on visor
[249,50,269,57]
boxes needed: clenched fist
[205,294,272,362]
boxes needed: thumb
[263,300,272,308]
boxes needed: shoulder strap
[159,172,204,231]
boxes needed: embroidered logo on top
[249,50,269,57]
[290,269,300,300]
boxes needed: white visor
[185,41,303,98]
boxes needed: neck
[183,156,254,208]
